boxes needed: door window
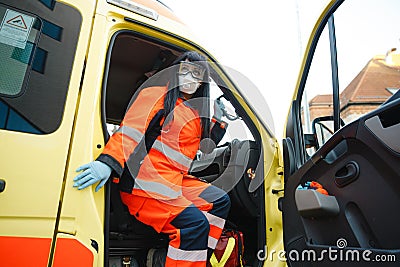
[300,0,400,155]
[0,2,81,134]
[0,7,39,97]
[335,0,400,122]
[301,25,333,154]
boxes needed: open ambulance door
[282,0,400,266]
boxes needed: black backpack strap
[144,109,165,152]
[118,109,164,193]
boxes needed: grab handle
[335,161,359,187]
[0,179,5,193]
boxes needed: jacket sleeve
[97,143,124,177]
[210,116,228,145]
[96,118,136,178]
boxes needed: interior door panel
[283,99,400,266]
[364,106,400,154]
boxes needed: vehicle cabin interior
[281,1,400,266]
[102,32,266,266]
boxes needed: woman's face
[177,59,206,97]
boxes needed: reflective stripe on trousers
[167,246,208,262]
[166,205,209,266]
[198,187,230,250]
[203,212,225,249]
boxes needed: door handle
[0,179,5,193]
[335,161,359,187]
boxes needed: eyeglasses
[178,61,206,80]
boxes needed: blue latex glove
[213,98,225,121]
[73,161,112,192]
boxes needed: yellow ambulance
[0,0,399,266]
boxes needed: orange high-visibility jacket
[98,85,222,200]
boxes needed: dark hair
[163,51,210,139]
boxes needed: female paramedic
[73,51,231,267]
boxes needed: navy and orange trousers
[120,177,231,267]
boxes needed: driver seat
[109,181,168,249]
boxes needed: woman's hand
[73,161,112,192]
[213,98,225,121]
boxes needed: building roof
[340,55,400,108]
[309,94,333,106]
[309,52,400,108]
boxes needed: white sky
[163,0,400,137]
[163,0,331,137]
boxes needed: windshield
[212,63,276,138]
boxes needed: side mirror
[304,116,345,150]
[313,116,345,149]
